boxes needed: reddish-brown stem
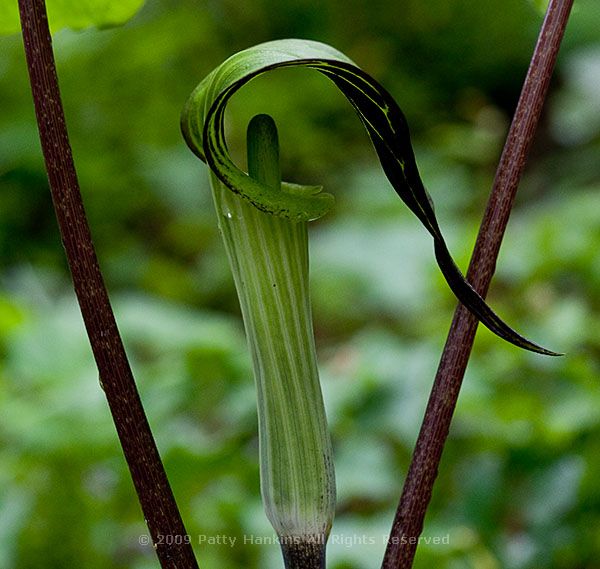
[17,1,199,567]
[381,1,574,567]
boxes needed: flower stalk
[18,1,198,567]
[381,1,574,567]
[212,114,334,568]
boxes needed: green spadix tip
[247,114,281,190]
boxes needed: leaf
[181,39,560,356]
[0,0,145,36]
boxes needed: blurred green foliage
[0,0,145,35]
[1,1,599,568]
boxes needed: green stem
[210,114,334,568]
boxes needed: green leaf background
[0,0,145,35]
[1,0,599,568]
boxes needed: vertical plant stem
[17,1,198,567]
[382,1,574,567]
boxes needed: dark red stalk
[17,1,199,567]
[381,1,574,567]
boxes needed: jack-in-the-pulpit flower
[181,38,560,569]
[215,113,334,567]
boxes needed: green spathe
[181,38,559,356]
[1,0,145,35]
[215,115,335,557]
